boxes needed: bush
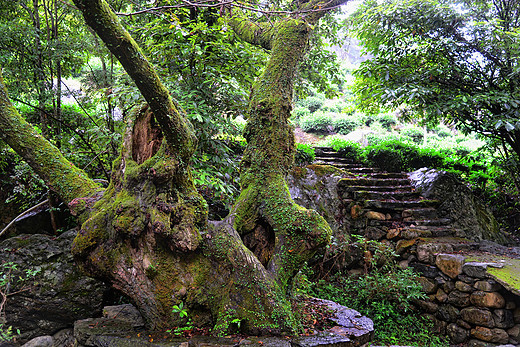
[322,135,364,160]
[375,112,398,130]
[433,124,452,138]
[295,143,316,166]
[308,237,448,346]
[332,114,362,135]
[298,96,324,113]
[400,125,425,144]
[292,107,310,123]
[365,132,410,146]
[299,112,334,133]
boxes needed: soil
[294,127,324,145]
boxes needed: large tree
[350,0,520,165]
[0,0,347,334]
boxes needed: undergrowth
[299,237,449,346]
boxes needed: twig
[0,200,49,238]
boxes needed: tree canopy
[350,0,520,161]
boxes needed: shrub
[298,96,324,113]
[400,125,425,144]
[332,114,362,135]
[433,124,452,138]
[322,135,364,160]
[295,143,316,166]
[308,237,448,346]
[365,132,409,146]
[375,112,398,130]
[299,112,334,133]
[292,107,310,123]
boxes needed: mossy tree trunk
[0,0,348,335]
[229,0,347,302]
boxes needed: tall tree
[0,0,347,334]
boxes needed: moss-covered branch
[0,74,101,204]
[72,0,196,161]
[228,15,276,50]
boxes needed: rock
[475,280,502,292]
[414,299,439,313]
[74,317,136,346]
[417,243,454,264]
[461,307,495,328]
[386,228,400,239]
[493,310,515,329]
[437,304,460,322]
[51,329,74,347]
[364,226,386,240]
[435,289,448,303]
[446,323,468,344]
[505,301,516,310]
[470,291,506,309]
[418,277,438,294]
[365,211,386,221]
[288,166,345,236]
[447,290,471,307]
[21,336,53,347]
[409,262,440,278]
[471,326,509,344]
[351,205,363,220]
[463,261,504,279]
[515,308,520,323]
[436,253,465,279]
[0,231,108,342]
[408,168,506,244]
[459,274,477,284]
[458,319,472,329]
[467,339,496,347]
[507,324,520,340]
[102,304,145,328]
[456,280,475,293]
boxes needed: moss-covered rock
[0,230,108,343]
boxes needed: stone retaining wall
[357,232,520,347]
[409,248,520,347]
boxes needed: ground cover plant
[303,237,449,346]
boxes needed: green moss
[307,164,341,177]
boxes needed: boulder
[0,230,108,342]
[471,326,509,344]
[446,323,468,344]
[408,168,506,244]
[287,165,345,236]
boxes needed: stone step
[343,190,421,201]
[314,146,334,152]
[402,207,439,220]
[364,172,409,179]
[343,167,380,174]
[368,218,452,228]
[392,225,458,239]
[341,185,414,193]
[358,199,439,211]
[338,177,411,187]
[315,156,356,164]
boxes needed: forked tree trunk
[0,0,346,335]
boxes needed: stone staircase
[314,146,456,242]
[312,146,520,347]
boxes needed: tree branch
[72,0,197,161]
[0,73,101,204]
